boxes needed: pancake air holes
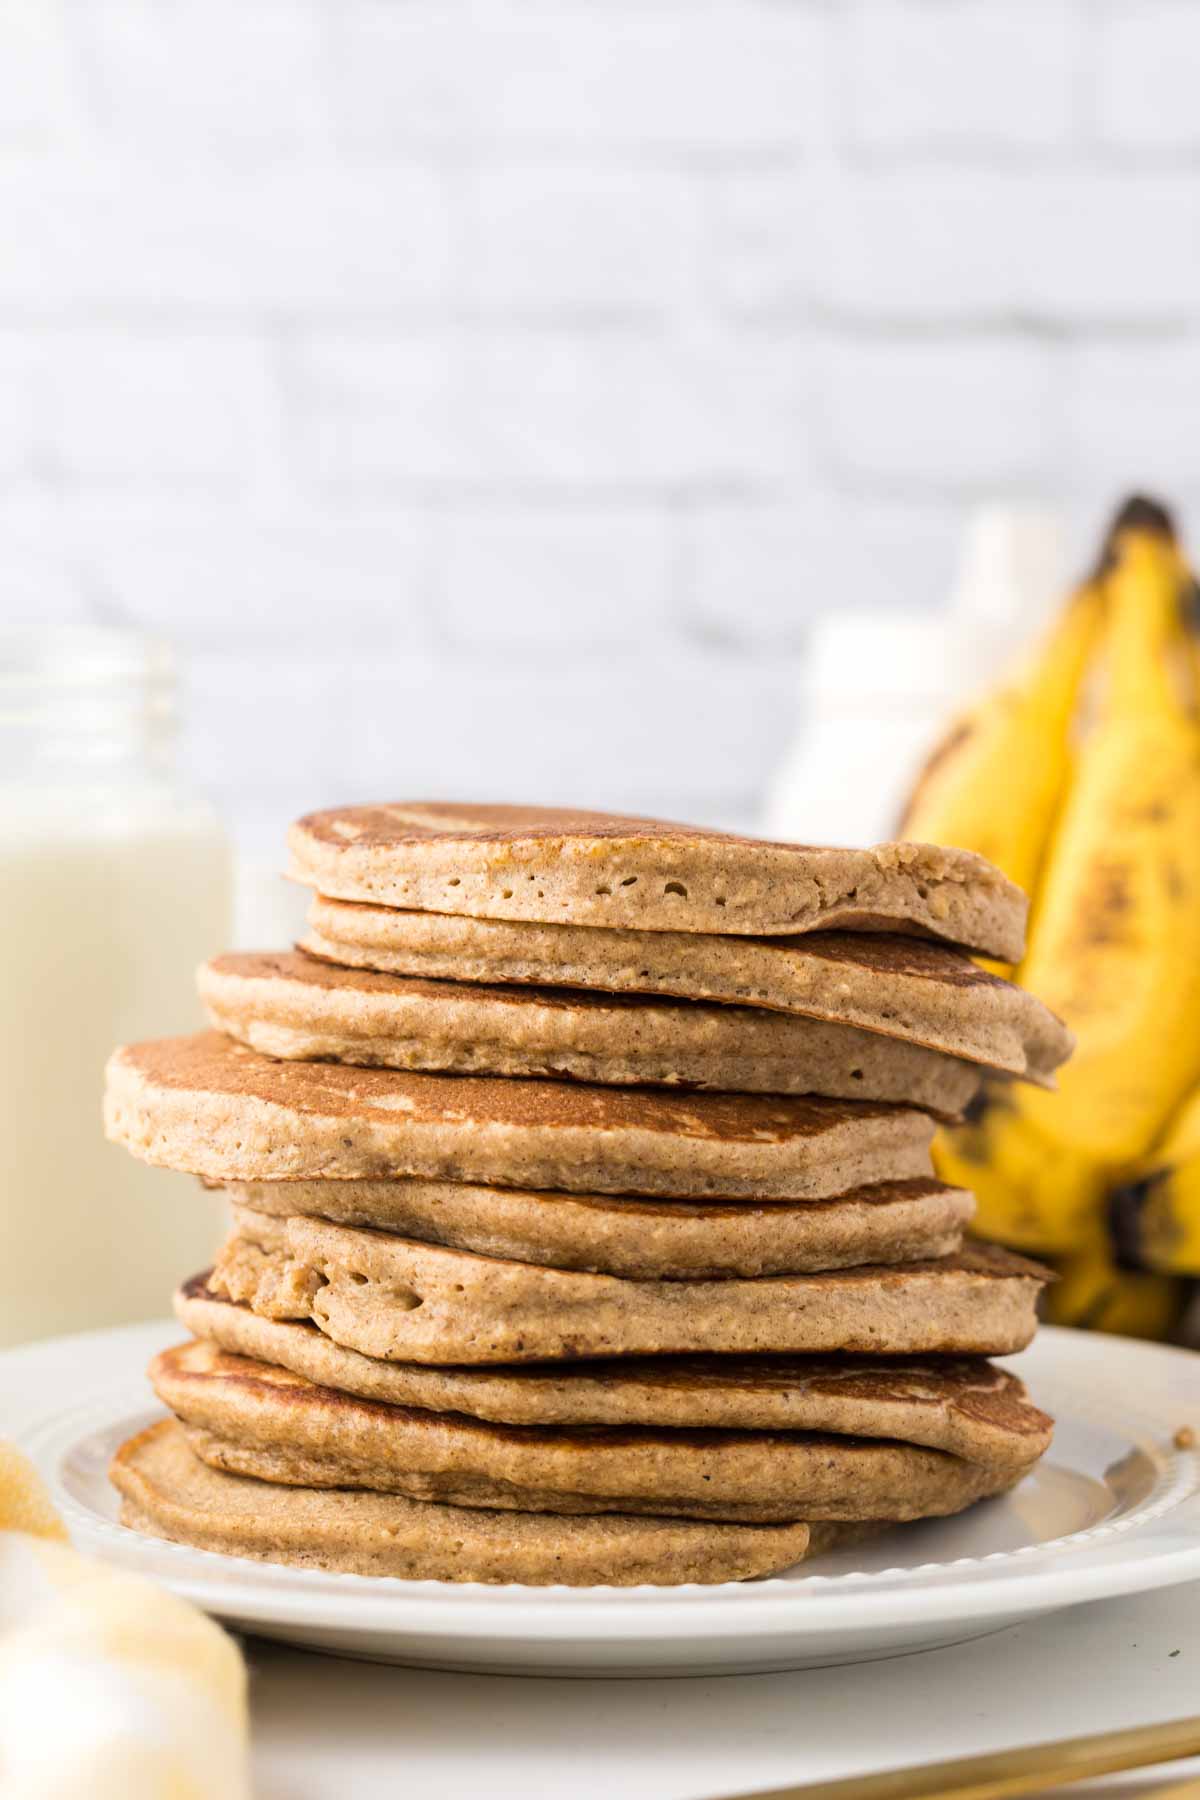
[349,1271,368,1286]
[595,885,611,896]
[502,889,513,899]
[715,896,727,907]
[394,1287,423,1311]
[620,875,637,887]
[664,881,687,898]
[447,878,461,887]
[916,884,929,900]
[850,1069,864,1081]
[537,890,545,899]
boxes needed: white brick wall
[845,1,1078,154]
[331,3,831,151]
[1094,2,1200,154]
[823,340,1059,491]
[6,0,1200,871]
[718,168,1200,325]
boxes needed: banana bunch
[901,498,1200,1337]
[900,575,1105,974]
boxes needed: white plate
[7,1320,1200,1677]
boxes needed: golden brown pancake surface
[288,801,1026,957]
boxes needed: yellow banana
[938,509,1200,1258]
[1106,1083,1200,1276]
[1041,1227,1185,1341]
[1019,522,1200,1146]
[900,578,1104,922]
[934,1086,1100,1256]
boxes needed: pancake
[105,1033,936,1199]
[152,1342,1037,1525]
[177,1281,1054,1466]
[210,1209,1049,1364]
[305,903,1070,1085]
[215,1174,973,1278]
[112,1419,849,1585]
[199,951,982,1116]
[287,802,1025,959]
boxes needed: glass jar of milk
[0,628,232,1345]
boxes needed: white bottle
[0,628,232,1346]
[761,612,957,847]
[946,506,1069,694]
[760,507,1069,847]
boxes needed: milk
[0,633,232,1346]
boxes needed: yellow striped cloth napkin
[0,1440,250,1799]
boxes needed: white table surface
[244,1579,1200,1800]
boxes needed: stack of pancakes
[104,804,1067,1587]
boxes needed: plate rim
[9,1318,1200,1646]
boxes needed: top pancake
[303,903,1071,1084]
[104,1032,935,1199]
[288,802,1026,959]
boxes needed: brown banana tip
[1088,493,1177,582]
[1110,493,1177,539]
